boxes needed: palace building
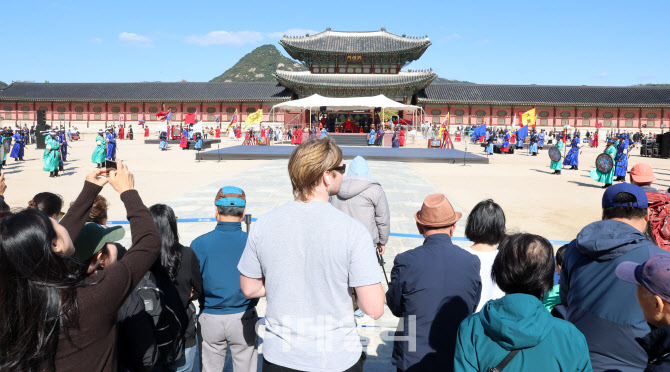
[1,28,670,132]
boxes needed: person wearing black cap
[560,183,668,372]
[550,134,564,174]
[589,137,618,188]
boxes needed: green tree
[382,109,398,121]
[0,81,7,89]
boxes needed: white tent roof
[271,94,421,112]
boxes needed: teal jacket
[454,293,592,372]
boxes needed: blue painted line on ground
[109,218,572,245]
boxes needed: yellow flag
[522,108,536,127]
[243,109,263,128]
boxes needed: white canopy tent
[270,94,425,128]
[271,94,422,112]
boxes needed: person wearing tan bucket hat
[387,193,481,371]
[629,163,661,193]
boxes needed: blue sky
[1,0,668,86]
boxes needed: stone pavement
[115,159,471,371]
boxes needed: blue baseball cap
[214,186,246,207]
[602,183,648,208]
[616,254,670,303]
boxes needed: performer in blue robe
[194,133,203,151]
[159,131,168,151]
[105,128,117,160]
[529,130,539,156]
[9,130,24,161]
[485,134,494,154]
[368,127,376,146]
[501,131,510,154]
[614,133,630,181]
[538,130,546,149]
[59,129,68,162]
[516,131,524,149]
[392,128,400,148]
[563,132,581,170]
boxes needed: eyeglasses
[330,164,346,175]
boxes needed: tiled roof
[0,82,293,102]
[279,29,431,55]
[418,84,670,107]
[274,71,437,88]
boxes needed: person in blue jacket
[387,194,481,371]
[614,133,630,182]
[455,233,592,372]
[9,129,24,161]
[538,129,546,149]
[194,132,203,151]
[59,128,68,162]
[563,132,581,170]
[560,183,668,372]
[368,126,376,146]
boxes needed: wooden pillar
[553,106,557,130]
[468,105,472,126]
[639,107,643,131]
[617,107,621,132]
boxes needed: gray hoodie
[330,175,390,245]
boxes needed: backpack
[646,192,670,252]
[136,271,185,364]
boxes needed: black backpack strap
[489,350,519,372]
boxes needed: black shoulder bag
[489,350,519,372]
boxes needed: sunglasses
[330,164,346,175]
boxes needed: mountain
[210,44,307,82]
[635,83,670,87]
[0,81,7,89]
[433,77,475,84]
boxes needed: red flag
[184,113,196,124]
[226,110,238,131]
[157,110,168,117]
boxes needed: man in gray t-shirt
[238,138,385,372]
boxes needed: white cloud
[119,32,152,47]
[445,33,461,40]
[90,38,103,44]
[184,29,320,46]
[184,31,265,46]
[598,72,610,77]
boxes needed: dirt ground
[2,133,667,243]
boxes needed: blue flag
[166,111,172,122]
[470,123,487,141]
[516,125,529,141]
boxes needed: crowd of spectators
[1,139,670,372]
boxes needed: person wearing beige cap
[386,194,482,371]
[630,163,661,193]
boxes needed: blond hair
[288,137,342,200]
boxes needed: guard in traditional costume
[550,134,565,174]
[590,138,617,188]
[368,126,376,146]
[159,131,168,151]
[485,134,494,154]
[516,130,524,149]
[529,130,539,156]
[1,129,11,166]
[563,132,581,170]
[399,127,406,147]
[9,129,24,161]
[179,128,189,150]
[614,133,630,181]
[43,131,61,177]
[392,127,400,148]
[105,128,117,161]
[91,129,106,168]
[59,129,68,162]
[194,133,203,151]
[538,130,546,149]
[501,131,510,154]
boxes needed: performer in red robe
[179,129,188,149]
[235,127,241,139]
[344,117,353,133]
[119,126,125,140]
[455,132,461,142]
[296,128,303,144]
[591,132,599,147]
[144,127,149,137]
[399,129,406,146]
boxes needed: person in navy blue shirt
[387,194,481,372]
[190,186,258,372]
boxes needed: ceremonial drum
[430,139,441,148]
[548,146,562,162]
[257,137,268,146]
[595,153,614,173]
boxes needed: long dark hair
[0,209,85,371]
[28,192,64,218]
[149,204,182,282]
